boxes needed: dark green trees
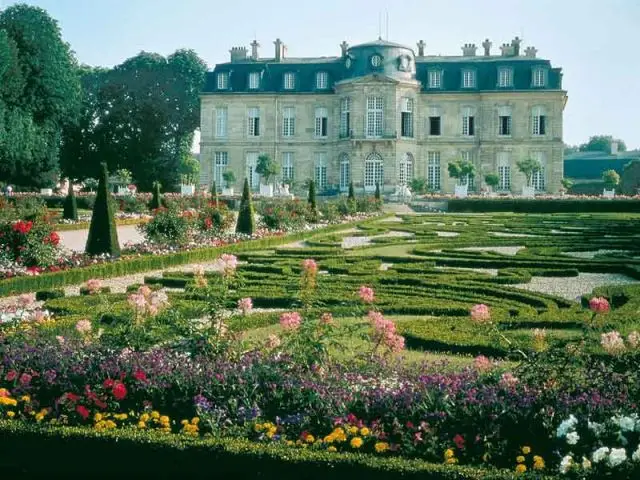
[63,182,78,221]
[235,178,255,235]
[85,163,120,257]
[374,182,381,201]
[307,180,317,213]
[348,181,355,201]
[150,181,162,210]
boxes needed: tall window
[498,106,512,136]
[314,153,328,190]
[315,71,328,89]
[399,153,414,186]
[462,106,475,136]
[532,68,546,87]
[427,152,441,190]
[366,96,384,138]
[532,106,546,136]
[339,153,350,191]
[428,106,442,136]
[248,72,260,89]
[247,107,260,137]
[498,67,513,87]
[315,107,328,137]
[461,151,474,190]
[401,98,414,138]
[364,152,383,191]
[282,152,294,182]
[215,107,227,138]
[282,107,295,137]
[213,152,228,189]
[497,152,511,191]
[428,70,442,88]
[246,152,260,190]
[217,72,228,90]
[340,97,351,138]
[531,152,546,191]
[283,72,295,90]
[462,70,476,88]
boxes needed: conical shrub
[348,181,355,201]
[150,181,162,210]
[235,178,255,235]
[307,180,316,212]
[374,182,381,201]
[63,181,78,221]
[85,163,120,257]
[211,181,219,204]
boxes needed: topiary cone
[348,181,355,201]
[211,181,219,205]
[308,180,317,212]
[235,178,255,235]
[63,181,78,221]
[150,181,162,210]
[85,163,120,257]
[374,182,381,201]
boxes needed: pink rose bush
[589,297,610,314]
[237,297,253,316]
[279,312,302,330]
[358,286,375,304]
[470,304,491,324]
[128,286,170,321]
[367,311,405,355]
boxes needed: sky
[4,0,640,150]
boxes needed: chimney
[461,43,477,56]
[482,38,492,56]
[524,46,537,58]
[500,43,514,56]
[417,40,426,57]
[340,41,349,58]
[230,46,247,62]
[611,141,619,155]
[250,40,260,60]
[511,36,522,56]
[274,38,284,62]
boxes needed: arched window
[339,153,350,191]
[399,153,414,186]
[364,152,383,191]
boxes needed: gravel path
[513,273,639,301]
[58,225,145,253]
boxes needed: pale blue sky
[5,0,640,149]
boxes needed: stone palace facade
[199,37,567,195]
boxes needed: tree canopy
[579,135,627,154]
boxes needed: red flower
[453,434,465,449]
[103,378,114,389]
[65,392,81,403]
[76,405,90,419]
[204,217,213,230]
[12,220,33,235]
[19,373,32,386]
[46,232,60,246]
[133,369,147,382]
[5,370,17,382]
[112,381,127,400]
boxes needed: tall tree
[579,135,627,154]
[0,5,80,188]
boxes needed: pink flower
[470,304,491,323]
[85,279,102,294]
[499,372,519,388]
[237,297,253,315]
[302,258,318,273]
[473,355,493,372]
[280,311,302,330]
[589,297,610,314]
[138,285,152,298]
[75,319,92,334]
[368,310,396,335]
[359,286,375,304]
[319,312,334,325]
[128,293,147,312]
[386,333,405,353]
[453,434,465,449]
[601,331,625,354]
[19,373,32,386]
[219,254,238,276]
[266,334,281,349]
[33,310,48,323]
[18,293,35,308]
[55,335,65,345]
[627,331,640,349]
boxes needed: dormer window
[532,67,547,87]
[462,69,476,88]
[283,72,295,90]
[498,67,513,87]
[316,71,328,89]
[248,72,260,90]
[217,72,229,90]
[428,70,442,89]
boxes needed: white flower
[559,455,573,474]
[581,457,592,470]
[632,444,640,462]
[613,414,638,432]
[592,447,610,464]
[566,431,580,445]
[588,420,605,436]
[607,448,627,467]
[556,415,578,438]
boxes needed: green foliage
[560,178,574,191]
[211,181,218,200]
[255,154,278,184]
[222,170,236,188]
[621,160,640,195]
[258,200,309,230]
[410,178,427,194]
[308,180,317,213]
[179,155,200,185]
[447,159,476,185]
[348,182,355,201]
[516,158,542,187]
[198,201,234,237]
[85,163,120,257]
[141,208,190,246]
[113,168,132,185]
[579,135,626,154]
[374,182,381,201]
[602,169,621,189]
[236,178,256,235]
[62,183,78,221]
[150,182,162,210]
[484,173,500,189]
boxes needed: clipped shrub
[35,289,65,301]
[63,183,78,221]
[85,163,120,257]
[141,208,191,246]
[348,181,355,201]
[308,180,317,213]
[374,182,381,202]
[236,178,256,235]
[150,181,162,210]
[211,181,219,204]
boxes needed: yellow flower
[522,446,531,455]
[181,419,189,426]
[140,413,150,423]
[305,434,315,443]
[35,413,45,422]
[0,397,17,407]
[191,417,200,425]
[7,411,15,418]
[516,455,525,464]
[360,427,370,436]
[137,421,146,429]
[327,446,337,452]
[151,411,160,419]
[533,455,543,463]
[105,420,117,429]
[254,423,263,432]
[350,437,363,449]
[20,395,30,403]
[444,449,455,460]
[286,440,294,446]
[445,457,458,465]
[533,457,545,470]
[94,413,103,422]
[348,426,359,435]
[515,464,527,474]
[374,442,389,453]
[114,413,128,420]
[324,434,335,443]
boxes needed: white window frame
[427,151,441,191]
[282,152,294,181]
[246,152,260,190]
[532,106,546,136]
[401,97,414,138]
[497,106,512,137]
[282,107,295,137]
[399,153,414,186]
[247,107,260,137]
[216,72,228,90]
[248,72,260,90]
[215,107,227,138]
[340,97,351,138]
[314,152,328,190]
[213,152,228,188]
[532,67,547,87]
[497,152,511,191]
[364,152,383,192]
[460,151,474,189]
[462,69,476,88]
[283,72,295,90]
[531,151,546,191]
[366,96,384,138]
[462,106,475,137]
[428,70,442,89]
[339,153,350,191]
[498,67,513,87]
[315,71,328,90]
[314,107,329,138]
